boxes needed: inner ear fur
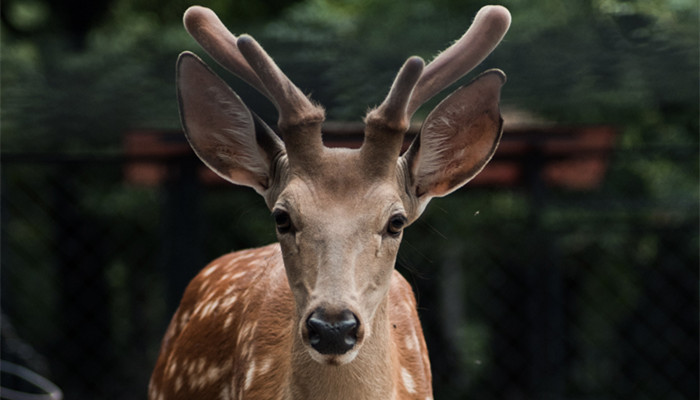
[403,69,506,206]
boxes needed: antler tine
[184,6,325,162]
[183,6,271,99]
[236,35,325,130]
[406,5,511,117]
[362,56,424,174]
[370,56,425,131]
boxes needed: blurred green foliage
[2,0,698,146]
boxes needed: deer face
[176,6,509,366]
[270,153,408,364]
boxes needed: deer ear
[403,69,505,214]
[176,51,284,195]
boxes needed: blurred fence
[1,145,697,399]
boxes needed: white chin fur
[308,347,360,366]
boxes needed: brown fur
[149,244,431,399]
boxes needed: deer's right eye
[386,214,408,237]
[272,209,292,234]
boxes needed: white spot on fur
[192,303,204,318]
[205,364,223,383]
[203,289,219,304]
[178,311,190,330]
[187,359,196,375]
[175,375,183,392]
[237,252,258,261]
[401,367,416,394]
[238,321,258,345]
[201,303,213,318]
[244,360,256,390]
[230,270,250,281]
[223,313,234,330]
[201,298,221,318]
[202,263,220,277]
[405,330,419,351]
[258,358,272,375]
[219,384,231,400]
[243,343,255,363]
[167,361,178,378]
[221,295,238,310]
[224,285,237,297]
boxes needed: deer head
[176,5,510,366]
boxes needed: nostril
[307,317,324,346]
[338,317,358,346]
[306,309,359,355]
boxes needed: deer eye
[386,214,408,237]
[272,209,292,234]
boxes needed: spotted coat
[149,243,432,400]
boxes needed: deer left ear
[177,51,285,196]
[402,69,506,214]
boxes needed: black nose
[306,309,359,355]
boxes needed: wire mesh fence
[1,146,697,399]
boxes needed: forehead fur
[288,147,394,194]
[277,148,404,209]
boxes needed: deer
[149,4,510,400]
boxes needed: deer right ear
[176,51,284,195]
[402,70,506,216]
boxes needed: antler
[362,57,424,175]
[362,5,511,172]
[407,5,511,117]
[183,6,325,161]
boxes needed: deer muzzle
[306,308,360,355]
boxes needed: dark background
[1,0,698,398]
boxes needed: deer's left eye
[386,214,408,237]
[272,209,292,234]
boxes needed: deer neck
[287,297,396,400]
